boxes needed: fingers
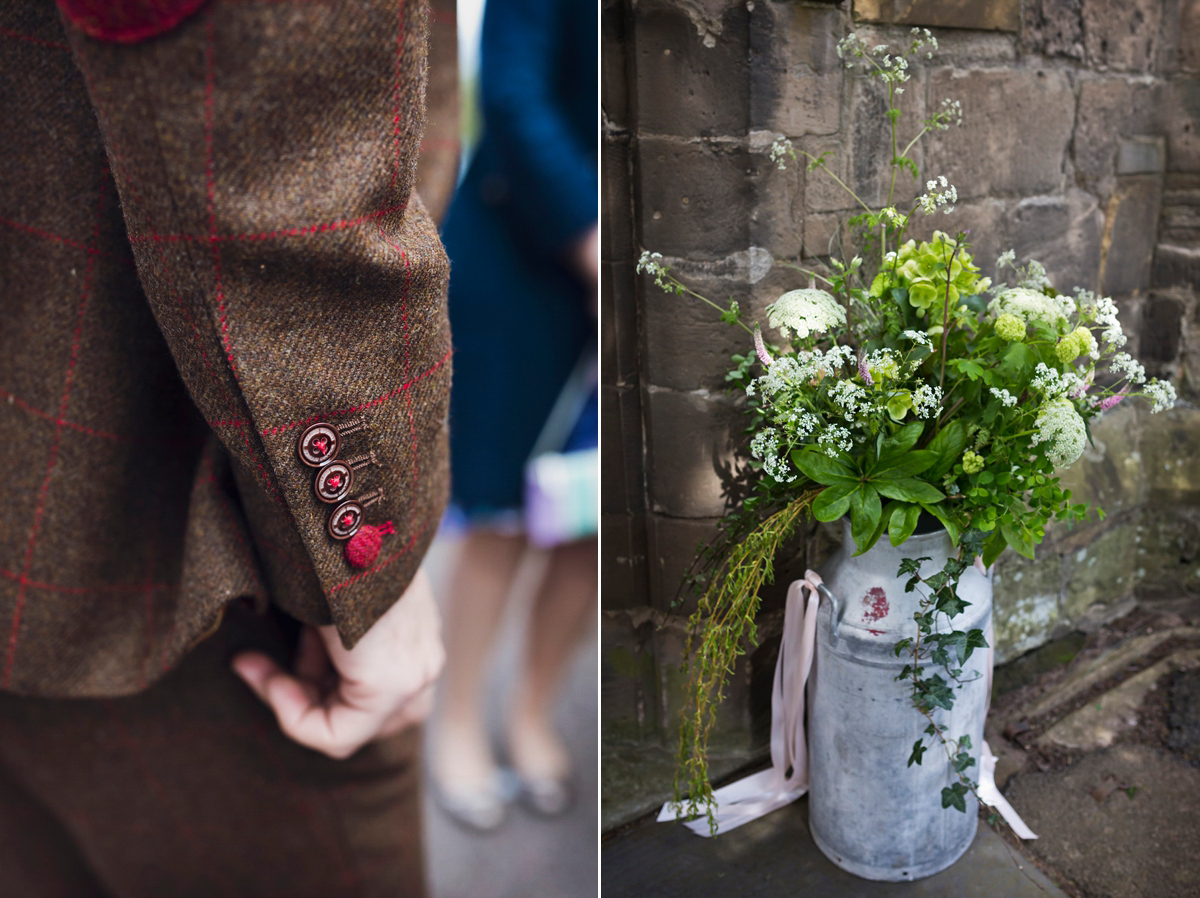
[232,650,436,760]
[293,625,332,684]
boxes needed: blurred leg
[507,537,597,785]
[431,529,525,794]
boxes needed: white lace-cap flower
[990,287,1075,329]
[1032,397,1087,467]
[766,289,847,340]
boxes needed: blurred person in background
[429,0,597,830]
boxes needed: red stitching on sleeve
[0,386,208,447]
[0,216,135,265]
[0,27,70,51]
[256,349,450,437]
[0,566,174,594]
[4,168,110,689]
[125,204,406,244]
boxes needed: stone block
[1182,0,1200,73]
[1062,518,1140,622]
[1141,293,1185,363]
[603,133,635,265]
[639,254,771,392]
[1160,173,1200,244]
[653,613,766,753]
[920,29,1017,67]
[643,385,746,518]
[603,259,640,387]
[848,71,926,209]
[1141,405,1200,506]
[1006,189,1105,294]
[1082,0,1163,73]
[647,513,726,614]
[1165,78,1200,173]
[1100,174,1164,296]
[749,2,844,138]
[601,609,662,744]
[1021,0,1085,60]
[601,383,644,515]
[1074,78,1168,195]
[1117,137,1166,175]
[633,0,750,138]
[852,0,1020,31]
[602,512,650,611]
[1133,507,1200,604]
[1153,243,1200,289]
[637,137,754,259]
[905,196,1008,277]
[993,548,1064,664]
[602,0,632,131]
[925,67,1073,201]
[1056,403,1147,520]
[748,137,805,258]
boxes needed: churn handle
[814,582,845,637]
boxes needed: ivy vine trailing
[894,531,990,814]
[648,26,1177,834]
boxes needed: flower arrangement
[639,27,1176,832]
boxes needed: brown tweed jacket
[0,0,457,698]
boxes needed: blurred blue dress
[443,0,597,518]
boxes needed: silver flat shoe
[517,773,573,817]
[430,769,518,832]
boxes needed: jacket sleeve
[61,0,453,648]
[479,0,596,254]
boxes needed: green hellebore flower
[887,391,913,422]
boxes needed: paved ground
[603,799,1065,897]
[422,534,599,898]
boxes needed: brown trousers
[0,606,426,898]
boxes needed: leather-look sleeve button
[315,462,353,503]
[328,500,363,540]
[298,422,340,467]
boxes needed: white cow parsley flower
[829,380,869,421]
[913,383,942,419]
[990,387,1018,408]
[750,428,796,483]
[917,175,957,215]
[818,424,854,456]
[1145,380,1177,413]
[1109,352,1146,385]
[901,329,932,347]
[766,289,847,341]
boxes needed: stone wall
[601,0,1200,828]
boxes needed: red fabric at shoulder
[57,0,210,44]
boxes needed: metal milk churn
[806,519,992,881]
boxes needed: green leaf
[812,483,857,522]
[849,486,882,554]
[879,421,925,459]
[792,449,858,486]
[926,422,968,479]
[921,503,961,545]
[874,450,937,478]
[907,739,926,768]
[1001,522,1035,559]
[941,783,968,813]
[889,502,921,546]
[999,341,1036,380]
[875,478,946,504]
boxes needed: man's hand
[232,568,444,759]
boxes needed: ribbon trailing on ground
[659,567,1038,840]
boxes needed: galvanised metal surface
[807,520,992,882]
